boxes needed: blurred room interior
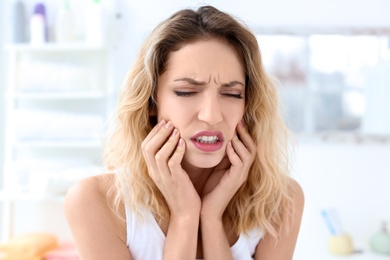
[0,0,390,259]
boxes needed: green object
[370,222,390,254]
[64,0,70,10]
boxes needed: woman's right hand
[141,119,201,218]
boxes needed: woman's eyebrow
[174,77,208,85]
[220,80,245,88]
[174,77,244,88]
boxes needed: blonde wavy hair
[103,5,294,239]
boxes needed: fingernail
[158,119,166,126]
[171,128,178,137]
[179,138,184,146]
[240,119,246,127]
[165,121,173,128]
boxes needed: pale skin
[65,38,304,260]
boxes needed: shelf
[0,191,65,202]
[14,140,102,148]
[11,91,107,100]
[295,251,390,260]
[2,40,112,242]
[4,43,107,52]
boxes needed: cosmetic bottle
[30,14,45,45]
[12,0,27,43]
[55,0,75,42]
[85,0,105,46]
[370,221,390,254]
[30,3,47,45]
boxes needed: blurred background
[0,0,389,259]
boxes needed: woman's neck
[181,161,215,196]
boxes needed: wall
[111,0,390,89]
[0,0,390,257]
[292,140,390,258]
[0,0,6,234]
[5,0,390,95]
[0,0,6,189]
[6,140,390,257]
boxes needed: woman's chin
[183,153,224,169]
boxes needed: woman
[65,5,304,260]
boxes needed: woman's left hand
[200,120,257,219]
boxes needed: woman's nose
[198,95,223,125]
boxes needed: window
[257,32,390,135]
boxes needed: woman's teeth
[195,136,219,143]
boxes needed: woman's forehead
[161,38,245,81]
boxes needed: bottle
[55,0,75,43]
[12,0,27,43]
[370,221,390,254]
[85,0,105,46]
[30,14,45,45]
[30,3,47,45]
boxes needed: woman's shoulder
[64,173,126,234]
[65,173,124,219]
[286,177,305,239]
[65,173,116,207]
[288,177,304,206]
[64,173,121,218]
[64,173,129,258]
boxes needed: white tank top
[126,207,263,260]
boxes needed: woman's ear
[149,115,158,126]
[149,106,157,116]
[149,99,158,126]
[148,97,158,115]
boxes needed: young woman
[65,5,304,260]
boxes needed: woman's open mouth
[190,131,224,152]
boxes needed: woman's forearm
[201,216,233,260]
[163,214,199,260]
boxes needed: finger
[155,128,181,174]
[168,138,186,174]
[226,140,243,167]
[143,120,175,156]
[142,119,167,148]
[142,121,175,180]
[142,119,166,161]
[231,135,256,166]
[227,140,251,185]
[236,121,257,155]
[147,128,179,185]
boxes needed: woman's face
[156,38,246,168]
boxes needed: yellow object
[0,233,58,260]
[327,234,354,255]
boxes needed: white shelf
[1,43,113,241]
[0,191,65,202]
[296,252,390,260]
[14,140,102,148]
[12,91,107,100]
[4,43,107,52]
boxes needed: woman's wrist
[200,201,225,221]
[164,211,200,260]
[170,210,200,226]
[169,201,201,220]
[200,210,233,260]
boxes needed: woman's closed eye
[222,93,243,99]
[174,91,197,97]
